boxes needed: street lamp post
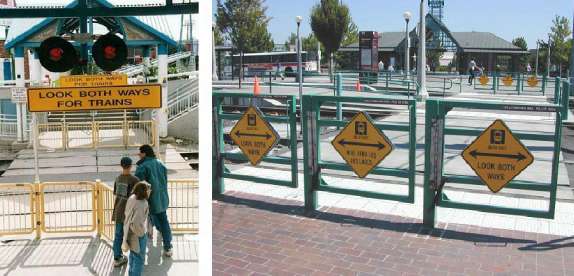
[212,24,218,81]
[418,0,428,99]
[296,16,303,105]
[547,35,551,78]
[535,41,539,76]
[571,10,574,87]
[404,11,412,79]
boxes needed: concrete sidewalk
[0,233,198,276]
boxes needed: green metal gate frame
[212,92,299,196]
[423,98,564,228]
[302,94,417,211]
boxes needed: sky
[213,0,573,49]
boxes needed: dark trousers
[150,211,173,250]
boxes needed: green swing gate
[422,98,564,228]
[301,94,418,211]
[212,92,299,196]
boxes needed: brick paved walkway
[213,192,574,276]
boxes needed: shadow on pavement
[518,236,574,251]
[217,194,538,246]
[0,234,197,275]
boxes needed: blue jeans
[113,222,124,260]
[128,234,148,276]
[150,212,173,250]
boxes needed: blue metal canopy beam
[0,3,197,18]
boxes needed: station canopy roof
[4,0,194,50]
[340,14,528,55]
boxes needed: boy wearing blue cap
[112,156,140,267]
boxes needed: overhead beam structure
[0,1,198,18]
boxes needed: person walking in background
[468,59,477,85]
[135,144,173,257]
[123,182,151,276]
[112,157,140,268]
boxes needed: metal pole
[547,36,551,78]
[32,112,39,184]
[297,20,303,105]
[570,9,574,97]
[535,41,539,76]
[212,24,218,81]
[405,18,410,78]
[418,0,428,99]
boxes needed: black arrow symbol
[235,130,272,139]
[470,150,527,161]
[338,139,386,150]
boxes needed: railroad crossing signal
[39,33,127,73]
[39,37,78,72]
[229,106,280,166]
[502,75,514,86]
[331,112,393,178]
[479,75,489,85]
[527,76,539,87]
[461,119,534,193]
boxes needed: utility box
[359,31,378,84]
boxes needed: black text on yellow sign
[461,119,534,193]
[331,112,393,178]
[229,106,280,166]
[59,74,128,88]
[27,84,162,112]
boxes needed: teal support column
[542,75,547,94]
[336,73,342,126]
[212,97,224,197]
[423,99,441,228]
[302,96,318,213]
[554,77,561,104]
[562,80,570,120]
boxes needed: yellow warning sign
[502,75,513,86]
[331,112,393,178]
[461,119,534,193]
[59,74,128,88]
[229,106,280,166]
[27,84,162,112]
[479,75,489,85]
[527,76,539,87]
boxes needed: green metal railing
[422,98,564,228]
[212,92,299,196]
[302,94,418,211]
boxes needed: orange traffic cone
[355,80,361,92]
[253,76,261,95]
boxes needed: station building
[339,13,529,74]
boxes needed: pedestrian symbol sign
[461,119,534,193]
[527,76,539,87]
[479,75,489,85]
[229,106,280,166]
[502,75,513,86]
[331,112,393,178]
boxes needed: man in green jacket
[135,144,173,257]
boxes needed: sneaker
[113,256,128,267]
[164,249,173,258]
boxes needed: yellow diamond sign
[229,106,280,166]
[502,75,513,86]
[331,112,393,178]
[479,75,489,86]
[461,119,534,193]
[527,76,539,87]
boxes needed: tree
[213,25,224,46]
[334,20,359,69]
[310,0,351,79]
[215,0,274,53]
[284,33,297,51]
[548,15,572,76]
[512,37,528,71]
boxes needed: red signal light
[49,48,64,61]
